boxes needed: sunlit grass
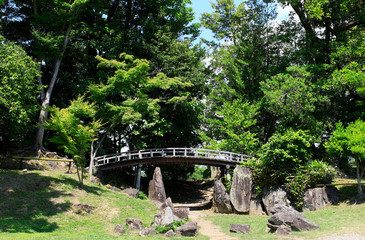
[0,169,208,239]
[206,178,365,239]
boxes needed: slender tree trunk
[89,141,95,176]
[36,63,45,102]
[35,23,72,150]
[89,121,118,175]
[355,158,363,194]
[89,131,109,176]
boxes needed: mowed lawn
[1,169,364,240]
[0,169,208,240]
[205,178,365,240]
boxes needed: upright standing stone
[148,167,167,203]
[230,166,252,214]
[213,180,232,213]
[262,187,291,215]
[249,187,265,215]
[303,186,340,211]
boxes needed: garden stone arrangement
[117,166,340,237]
[212,166,341,235]
[213,166,340,216]
[116,167,198,238]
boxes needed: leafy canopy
[0,36,41,141]
[44,96,101,186]
[325,120,365,194]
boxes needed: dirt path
[189,210,238,240]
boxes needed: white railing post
[173,149,175,156]
[138,151,142,159]
[184,148,187,156]
[150,150,153,157]
[230,153,232,161]
[162,149,165,157]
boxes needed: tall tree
[88,53,193,174]
[45,96,101,187]
[1,0,97,149]
[0,35,41,142]
[325,120,365,194]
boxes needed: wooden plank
[11,156,73,162]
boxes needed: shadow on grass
[338,183,365,204]
[0,170,104,233]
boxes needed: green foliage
[261,66,329,135]
[188,166,211,180]
[201,0,247,41]
[145,165,195,181]
[89,53,193,151]
[44,96,101,186]
[202,99,259,154]
[138,191,148,200]
[325,119,365,194]
[0,36,42,141]
[155,219,188,234]
[260,129,313,182]
[244,130,335,209]
[285,161,335,209]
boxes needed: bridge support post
[135,164,142,190]
[225,165,231,182]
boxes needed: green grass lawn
[206,203,365,239]
[205,178,365,240]
[0,169,208,240]
[1,169,364,240]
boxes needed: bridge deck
[95,148,251,170]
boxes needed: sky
[188,0,293,42]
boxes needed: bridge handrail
[94,147,251,166]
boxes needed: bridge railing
[94,148,251,166]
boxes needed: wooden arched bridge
[95,148,251,171]
[94,148,251,189]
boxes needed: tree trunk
[89,121,118,175]
[89,141,95,176]
[355,157,363,195]
[35,23,72,150]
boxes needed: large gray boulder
[161,206,175,226]
[230,166,252,214]
[159,197,175,212]
[148,167,167,203]
[154,206,175,227]
[213,180,232,213]
[303,186,340,211]
[139,227,156,237]
[114,224,125,233]
[249,187,265,215]
[267,205,319,232]
[165,229,176,237]
[123,188,139,198]
[230,224,251,234]
[174,207,189,219]
[262,187,291,215]
[177,221,198,236]
[126,218,143,230]
[250,199,265,216]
